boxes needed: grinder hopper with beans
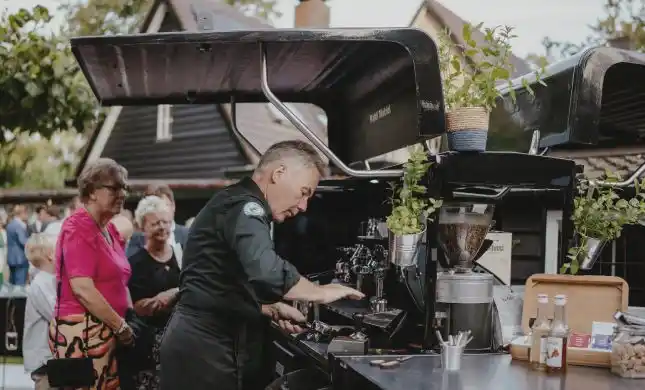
[434,202,501,352]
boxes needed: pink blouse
[55,209,131,318]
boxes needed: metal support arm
[590,161,645,188]
[259,43,403,178]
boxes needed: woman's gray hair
[77,158,128,201]
[134,195,170,228]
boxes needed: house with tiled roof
[70,0,331,220]
[410,0,531,78]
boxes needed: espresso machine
[434,202,498,351]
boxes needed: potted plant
[386,145,442,267]
[438,23,546,151]
[562,172,645,275]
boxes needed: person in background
[23,233,57,390]
[120,209,135,228]
[0,209,7,283]
[49,158,134,390]
[29,205,63,281]
[6,205,30,286]
[29,205,49,235]
[43,201,73,239]
[112,214,135,244]
[69,195,82,216]
[127,195,181,389]
[126,185,188,260]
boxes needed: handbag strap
[53,240,90,359]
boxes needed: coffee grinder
[434,202,497,351]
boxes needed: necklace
[84,207,112,246]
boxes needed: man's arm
[226,201,364,305]
[226,201,304,302]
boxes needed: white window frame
[156,104,173,142]
[544,210,562,274]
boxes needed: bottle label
[546,337,563,367]
[539,337,547,364]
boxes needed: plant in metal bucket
[437,23,546,151]
[386,145,441,236]
[563,171,645,275]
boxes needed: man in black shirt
[160,140,364,390]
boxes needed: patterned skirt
[49,314,119,390]
[133,327,165,390]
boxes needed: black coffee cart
[70,29,645,389]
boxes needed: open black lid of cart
[70,28,446,177]
[71,28,578,186]
[488,46,645,155]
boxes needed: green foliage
[561,170,645,275]
[59,0,282,37]
[438,23,547,112]
[224,0,282,21]
[386,146,442,235]
[0,6,97,140]
[0,130,86,189]
[59,0,151,36]
[535,0,645,62]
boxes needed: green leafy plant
[438,23,547,112]
[386,146,442,235]
[562,171,645,275]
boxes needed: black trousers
[159,308,271,390]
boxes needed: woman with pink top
[49,158,134,390]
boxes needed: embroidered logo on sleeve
[243,202,265,217]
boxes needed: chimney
[608,35,634,50]
[295,0,330,28]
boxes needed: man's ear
[271,165,286,184]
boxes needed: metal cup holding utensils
[436,330,473,371]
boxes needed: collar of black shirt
[238,177,272,219]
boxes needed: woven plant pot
[445,106,490,152]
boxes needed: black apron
[159,307,271,390]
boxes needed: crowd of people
[16,139,364,390]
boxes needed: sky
[2,0,606,57]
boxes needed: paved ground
[0,364,33,390]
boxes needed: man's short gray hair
[134,195,170,227]
[256,140,328,177]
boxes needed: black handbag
[46,249,96,388]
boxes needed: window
[267,103,303,124]
[317,113,328,126]
[156,105,173,142]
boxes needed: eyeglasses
[98,183,130,193]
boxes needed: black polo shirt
[176,177,301,320]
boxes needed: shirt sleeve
[225,201,301,302]
[61,230,98,279]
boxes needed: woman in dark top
[128,195,180,390]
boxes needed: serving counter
[331,354,642,390]
[268,324,644,390]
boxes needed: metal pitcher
[388,228,425,268]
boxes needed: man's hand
[262,302,306,334]
[320,284,365,304]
